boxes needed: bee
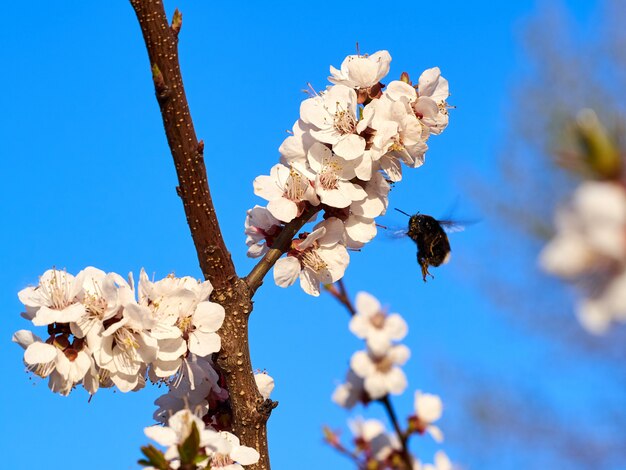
[395,208,464,282]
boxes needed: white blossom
[274,218,350,296]
[245,205,282,258]
[415,67,450,135]
[349,292,408,355]
[300,84,361,148]
[350,344,410,399]
[329,50,392,89]
[540,181,626,333]
[412,391,444,443]
[18,269,85,326]
[418,451,453,470]
[306,142,367,208]
[145,409,222,463]
[154,354,227,424]
[332,369,366,409]
[254,372,275,400]
[206,432,260,469]
[253,163,319,223]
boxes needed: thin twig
[245,204,321,295]
[325,280,413,468]
[380,396,412,467]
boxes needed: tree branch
[245,204,321,295]
[129,0,235,290]
[129,2,273,468]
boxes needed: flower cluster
[328,291,450,468]
[539,109,626,334]
[13,267,226,397]
[246,51,451,296]
[142,409,260,470]
[540,181,626,333]
[334,292,410,401]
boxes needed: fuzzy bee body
[407,214,452,282]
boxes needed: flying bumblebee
[394,208,464,282]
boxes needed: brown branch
[129,2,273,468]
[129,0,235,290]
[245,204,321,295]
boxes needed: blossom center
[370,312,387,329]
[334,106,357,135]
[284,168,308,201]
[211,454,235,467]
[373,355,393,373]
[40,270,73,310]
[299,248,328,273]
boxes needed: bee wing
[389,228,409,239]
[438,220,466,234]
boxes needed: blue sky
[0,1,616,469]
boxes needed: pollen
[284,169,307,200]
[334,104,357,135]
[300,249,327,272]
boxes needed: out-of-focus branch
[325,280,413,468]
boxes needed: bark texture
[129,1,272,467]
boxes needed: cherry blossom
[18,268,85,326]
[349,292,408,355]
[253,163,319,223]
[411,391,444,443]
[145,409,222,463]
[415,67,450,135]
[96,302,158,392]
[332,369,367,409]
[540,181,626,333]
[350,344,410,399]
[206,432,260,469]
[417,451,453,470]
[329,50,392,90]
[244,205,282,258]
[306,142,367,208]
[273,218,349,296]
[254,372,275,400]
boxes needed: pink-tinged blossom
[273,218,349,296]
[245,205,282,258]
[350,344,410,399]
[253,163,319,223]
[349,292,408,355]
[329,50,392,90]
[359,82,429,181]
[415,67,451,135]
